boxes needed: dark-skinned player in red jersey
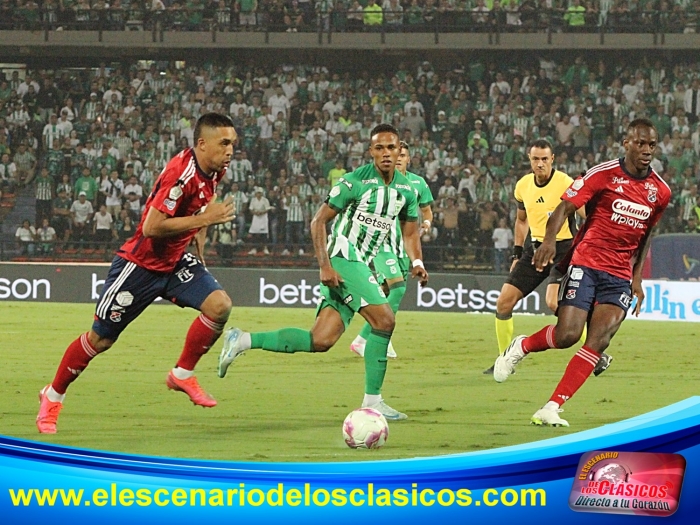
[493,118,671,427]
[37,113,238,434]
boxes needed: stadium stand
[1,4,700,270]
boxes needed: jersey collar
[191,148,216,180]
[618,158,652,180]
[533,168,555,188]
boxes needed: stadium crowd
[1,55,700,264]
[2,0,700,34]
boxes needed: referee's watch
[510,245,523,263]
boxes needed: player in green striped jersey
[350,141,434,359]
[218,125,429,420]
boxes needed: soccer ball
[342,408,389,449]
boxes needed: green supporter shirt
[380,170,434,259]
[326,163,418,265]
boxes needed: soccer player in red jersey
[36,113,237,434]
[493,118,671,427]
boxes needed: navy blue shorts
[92,253,223,341]
[557,265,632,316]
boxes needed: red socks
[51,332,98,395]
[549,345,600,406]
[522,324,558,353]
[175,314,226,371]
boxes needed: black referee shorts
[505,239,573,297]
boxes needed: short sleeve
[561,174,598,209]
[513,179,524,203]
[151,169,187,217]
[326,177,354,212]
[399,190,418,222]
[418,179,434,207]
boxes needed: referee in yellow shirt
[485,139,612,376]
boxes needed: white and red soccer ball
[342,408,389,450]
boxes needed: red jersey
[119,148,224,272]
[562,159,671,280]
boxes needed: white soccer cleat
[363,398,407,421]
[218,328,246,378]
[531,406,570,427]
[386,341,397,359]
[493,335,527,383]
[350,341,365,357]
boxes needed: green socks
[364,329,392,395]
[359,282,406,340]
[250,329,313,353]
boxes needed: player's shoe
[218,327,246,378]
[166,372,217,407]
[593,352,613,377]
[531,406,570,427]
[363,399,407,421]
[493,335,527,383]
[36,385,63,434]
[482,364,495,374]
[350,340,397,358]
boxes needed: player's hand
[203,195,235,226]
[320,265,344,288]
[631,277,644,317]
[411,265,429,287]
[509,257,519,272]
[533,240,556,272]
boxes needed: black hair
[193,112,235,143]
[628,118,656,134]
[529,139,554,154]
[370,123,399,139]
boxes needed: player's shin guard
[358,282,406,340]
[251,328,313,353]
[51,332,99,395]
[522,324,559,353]
[364,329,392,395]
[549,345,599,406]
[495,313,514,353]
[176,314,226,371]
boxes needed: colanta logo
[611,199,651,220]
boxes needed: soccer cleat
[350,341,365,357]
[493,335,527,383]
[594,352,613,377]
[218,327,247,378]
[482,364,495,374]
[36,385,63,434]
[350,341,397,359]
[166,372,217,407]
[531,407,570,427]
[363,399,407,421]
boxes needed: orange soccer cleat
[166,371,217,407]
[36,385,64,434]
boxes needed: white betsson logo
[353,210,394,232]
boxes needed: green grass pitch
[0,302,697,462]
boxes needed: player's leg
[162,255,233,407]
[351,252,406,358]
[37,257,160,433]
[531,303,626,427]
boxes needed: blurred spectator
[15,219,37,255]
[492,217,513,273]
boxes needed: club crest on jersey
[169,185,183,200]
[648,190,657,203]
[566,289,576,300]
[110,311,122,323]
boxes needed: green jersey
[326,163,418,265]
[380,171,434,259]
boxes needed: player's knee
[554,326,582,349]
[546,297,559,312]
[371,314,395,334]
[496,294,517,315]
[88,332,114,353]
[312,339,333,352]
[204,291,232,322]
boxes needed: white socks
[362,394,381,407]
[240,332,252,350]
[172,367,194,380]
[544,401,560,411]
[45,385,65,403]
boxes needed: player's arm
[512,205,529,264]
[533,199,577,271]
[142,197,235,238]
[631,226,655,317]
[400,218,429,286]
[419,204,434,234]
[193,226,207,267]
[310,203,342,287]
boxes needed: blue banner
[2,397,699,524]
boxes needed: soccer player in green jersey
[350,141,434,359]
[218,125,429,420]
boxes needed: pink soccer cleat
[166,371,217,407]
[36,385,63,434]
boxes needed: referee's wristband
[412,259,424,269]
[512,246,523,260]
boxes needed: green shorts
[317,256,388,329]
[373,250,410,284]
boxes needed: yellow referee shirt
[514,170,575,242]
